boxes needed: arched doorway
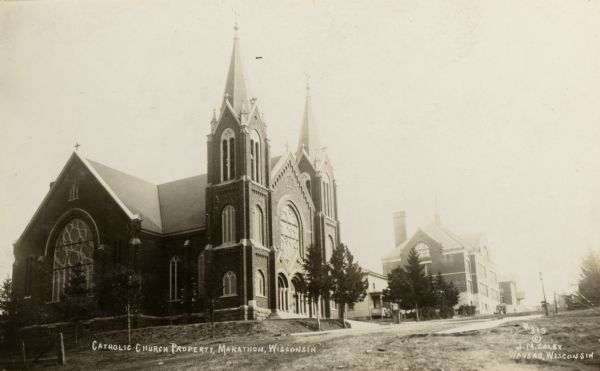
[277,273,289,312]
[291,275,308,315]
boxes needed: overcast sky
[1,0,599,306]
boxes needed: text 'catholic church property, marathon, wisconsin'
[11,25,342,322]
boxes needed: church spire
[296,79,321,163]
[222,22,250,118]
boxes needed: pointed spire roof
[296,81,321,163]
[222,23,251,117]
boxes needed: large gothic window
[280,205,301,255]
[169,256,181,301]
[221,129,235,182]
[250,130,261,183]
[252,205,265,246]
[223,271,237,296]
[222,205,236,244]
[52,218,94,302]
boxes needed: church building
[11,26,341,322]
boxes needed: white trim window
[222,205,236,243]
[255,270,266,297]
[415,242,431,259]
[252,205,265,246]
[68,183,79,201]
[321,174,334,218]
[250,130,261,183]
[169,256,181,301]
[223,271,237,296]
[221,129,235,182]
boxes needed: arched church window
[250,130,261,183]
[221,129,235,181]
[255,270,266,297]
[252,205,265,246]
[222,205,236,244]
[223,271,237,296]
[322,174,334,218]
[52,218,95,302]
[169,256,181,301]
[280,205,301,256]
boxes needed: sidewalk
[435,314,542,334]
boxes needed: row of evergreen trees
[301,243,368,329]
[383,246,460,321]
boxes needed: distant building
[499,278,526,312]
[346,269,388,319]
[381,212,500,314]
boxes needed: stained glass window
[280,205,300,254]
[52,218,94,301]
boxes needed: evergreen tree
[329,244,368,327]
[383,266,409,323]
[403,247,428,321]
[95,264,141,344]
[61,263,96,344]
[433,272,459,318]
[0,278,21,353]
[302,244,331,331]
[578,249,600,306]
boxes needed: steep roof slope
[158,175,207,234]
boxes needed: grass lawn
[4,309,599,370]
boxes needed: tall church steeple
[296,81,321,163]
[222,23,251,117]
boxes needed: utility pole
[539,272,549,316]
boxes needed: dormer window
[68,183,79,201]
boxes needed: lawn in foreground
[49,309,600,370]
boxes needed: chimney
[392,211,407,246]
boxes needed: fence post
[57,332,66,366]
[21,341,26,368]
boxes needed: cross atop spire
[222,22,250,118]
[296,79,321,163]
[74,142,80,152]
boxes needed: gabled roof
[421,222,475,252]
[270,155,282,170]
[86,159,163,233]
[84,158,207,235]
[382,221,479,262]
[158,175,207,234]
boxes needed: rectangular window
[68,183,79,201]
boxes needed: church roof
[157,175,206,234]
[85,156,206,234]
[382,221,478,261]
[221,24,251,118]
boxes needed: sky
[1,0,599,306]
